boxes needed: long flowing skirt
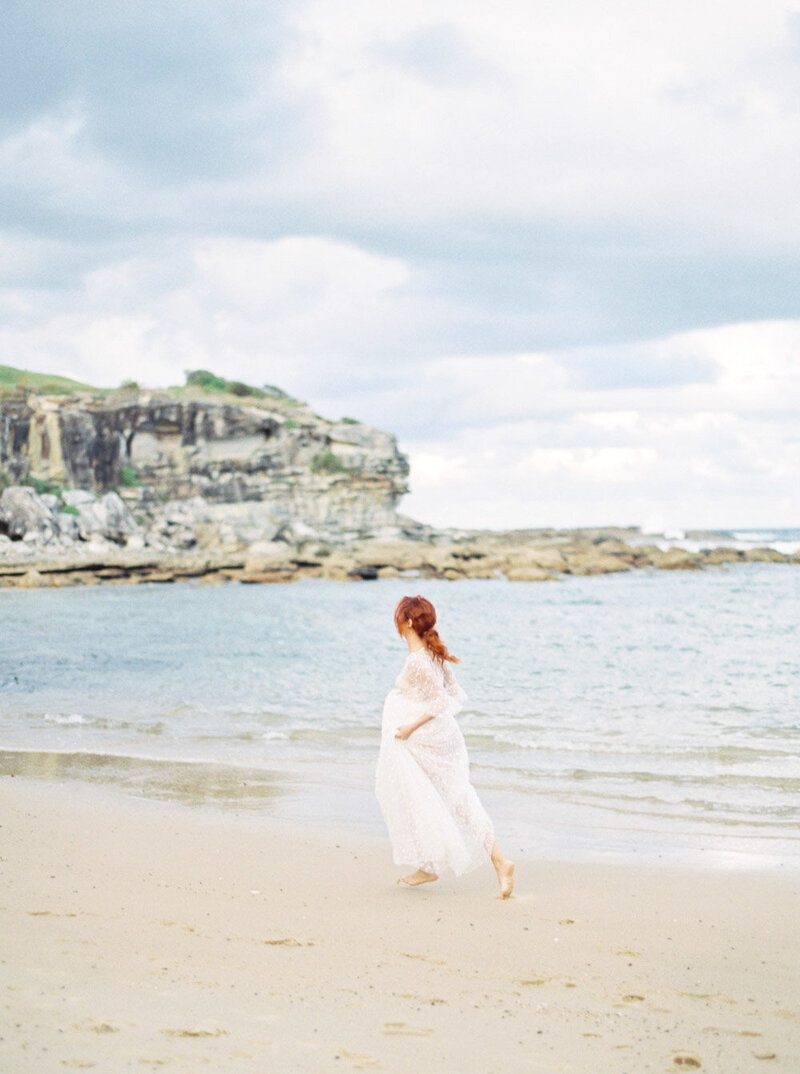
[375,688,494,876]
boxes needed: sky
[2,0,800,532]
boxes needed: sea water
[2,562,799,871]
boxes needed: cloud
[283,1,800,236]
[2,1,800,529]
[0,235,412,392]
[392,322,800,529]
[0,1,299,176]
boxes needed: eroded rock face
[2,391,798,589]
[0,390,409,543]
[0,485,139,547]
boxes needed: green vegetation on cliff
[0,365,95,395]
[184,369,268,398]
[0,365,306,410]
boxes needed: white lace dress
[375,648,495,876]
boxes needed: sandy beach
[1,777,798,1074]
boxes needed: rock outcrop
[0,387,409,550]
[2,504,798,588]
[1,381,798,589]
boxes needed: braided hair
[393,595,458,664]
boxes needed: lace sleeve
[402,652,465,717]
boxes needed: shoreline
[4,748,800,878]
[2,776,798,1073]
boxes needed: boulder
[55,512,81,541]
[526,548,569,571]
[319,550,360,580]
[742,547,788,563]
[377,565,401,579]
[0,486,57,543]
[39,493,60,514]
[563,549,632,575]
[503,566,557,582]
[418,547,464,575]
[593,538,636,556]
[702,547,744,565]
[243,543,296,573]
[648,547,703,570]
[496,547,568,573]
[630,544,664,564]
[75,492,139,544]
[349,540,427,572]
[457,560,501,579]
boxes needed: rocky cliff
[0,386,410,551]
[2,376,798,589]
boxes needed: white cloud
[0,235,412,391]
[398,320,800,530]
[191,236,408,316]
[2,2,800,531]
[279,0,800,243]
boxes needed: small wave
[569,767,800,791]
[44,713,88,726]
[731,530,780,542]
[723,529,800,553]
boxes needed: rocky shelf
[1,522,797,589]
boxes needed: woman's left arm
[395,713,434,740]
[394,657,452,740]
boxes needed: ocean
[2,553,799,872]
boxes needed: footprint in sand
[382,1022,433,1037]
[702,1027,762,1038]
[161,920,196,933]
[399,952,445,965]
[396,993,447,1005]
[678,990,736,1005]
[160,1027,228,1038]
[336,1050,381,1069]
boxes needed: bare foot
[494,857,515,899]
[398,869,439,887]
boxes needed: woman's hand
[395,714,434,740]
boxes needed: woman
[375,595,515,898]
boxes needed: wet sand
[1,777,798,1073]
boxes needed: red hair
[394,595,458,664]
